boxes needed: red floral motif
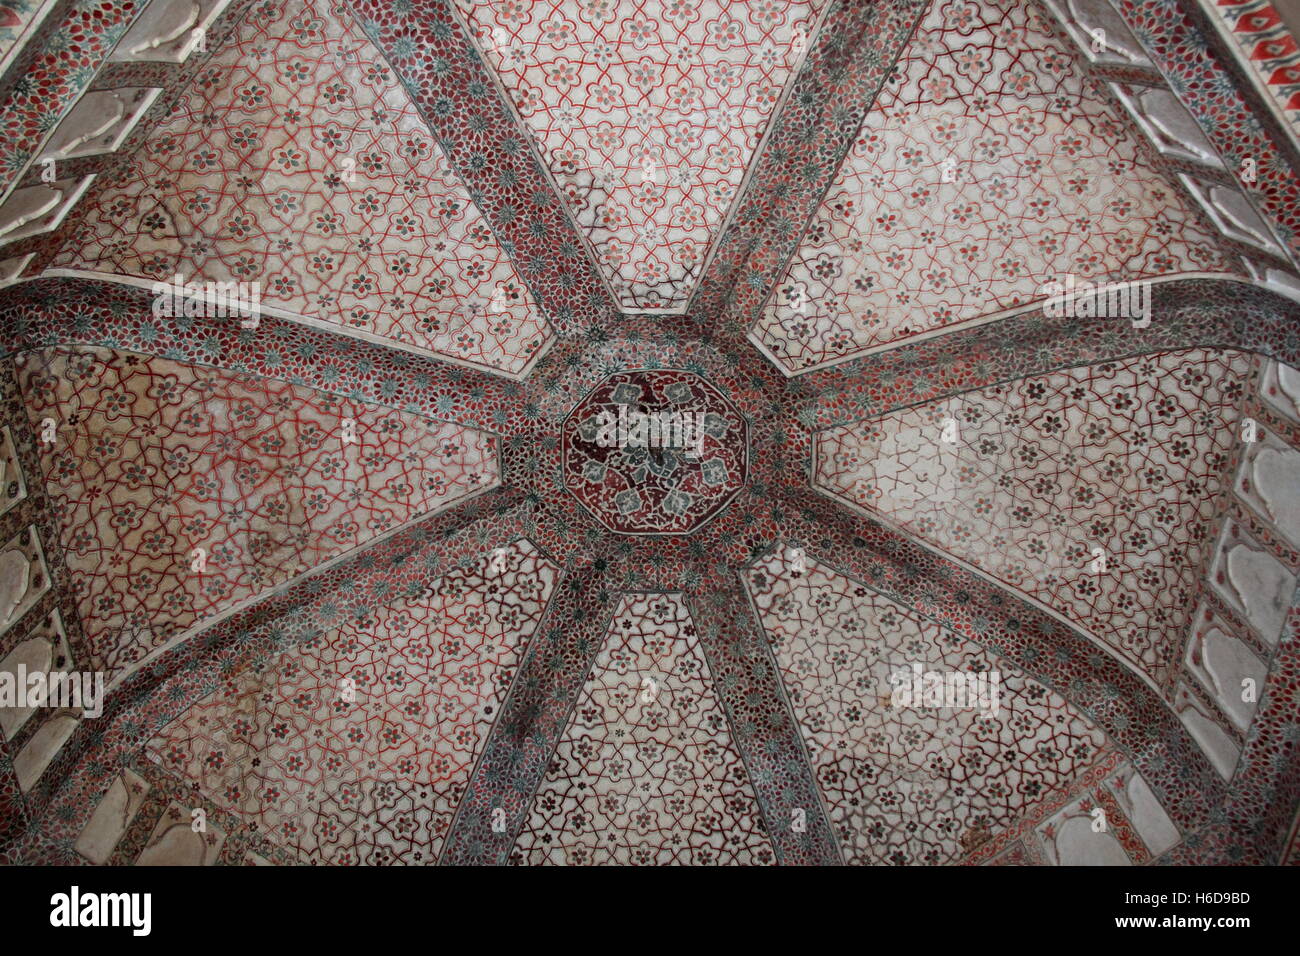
[560,369,748,534]
[512,592,772,865]
[146,539,557,864]
[814,348,1253,690]
[1204,0,1300,141]
[454,0,828,311]
[18,347,498,680]
[756,0,1233,371]
[747,550,1112,865]
[52,0,550,374]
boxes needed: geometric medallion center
[561,370,748,534]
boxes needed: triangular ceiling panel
[18,346,499,682]
[50,0,550,375]
[814,348,1253,692]
[145,539,557,864]
[513,592,772,864]
[453,0,829,312]
[754,0,1236,373]
[747,549,1115,865]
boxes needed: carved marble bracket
[1110,84,1224,168]
[0,178,96,249]
[1039,0,1156,69]
[1171,359,1300,781]
[12,712,78,792]
[1209,519,1295,645]
[108,0,237,65]
[73,768,150,864]
[37,88,163,162]
[1181,175,1291,259]
[0,525,50,639]
[1036,765,1179,863]
[1183,604,1268,735]
[1173,681,1242,780]
[134,801,228,864]
[1242,258,1300,309]
[1235,423,1300,547]
[1261,358,1300,422]
[1043,0,1300,283]
[0,253,33,288]
[0,610,71,741]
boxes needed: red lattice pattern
[454,0,827,311]
[512,592,772,865]
[52,0,550,374]
[755,0,1232,371]
[146,539,557,864]
[747,551,1112,865]
[18,347,498,680]
[815,349,1252,690]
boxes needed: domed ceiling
[0,0,1298,868]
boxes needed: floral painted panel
[146,538,557,864]
[513,592,773,865]
[52,0,551,374]
[560,370,749,534]
[1202,0,1300,138]
[747,550,1113,864]
[755,0,1232,371]
[814,349,1253,690]
[18,347,498,681]
[453,0,829,311]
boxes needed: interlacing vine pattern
[0,0,1298,867]
[512,592,772,865]
[815,349,1253,692]
[54,0,551,373]
[146,539,556,864]
[18,347,498,683]
[450,0,830,312]
[755,0,1233,371]
[746,549,1114,865]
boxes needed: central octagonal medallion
[561,370,749,534]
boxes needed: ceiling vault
[0,0,1297,868]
